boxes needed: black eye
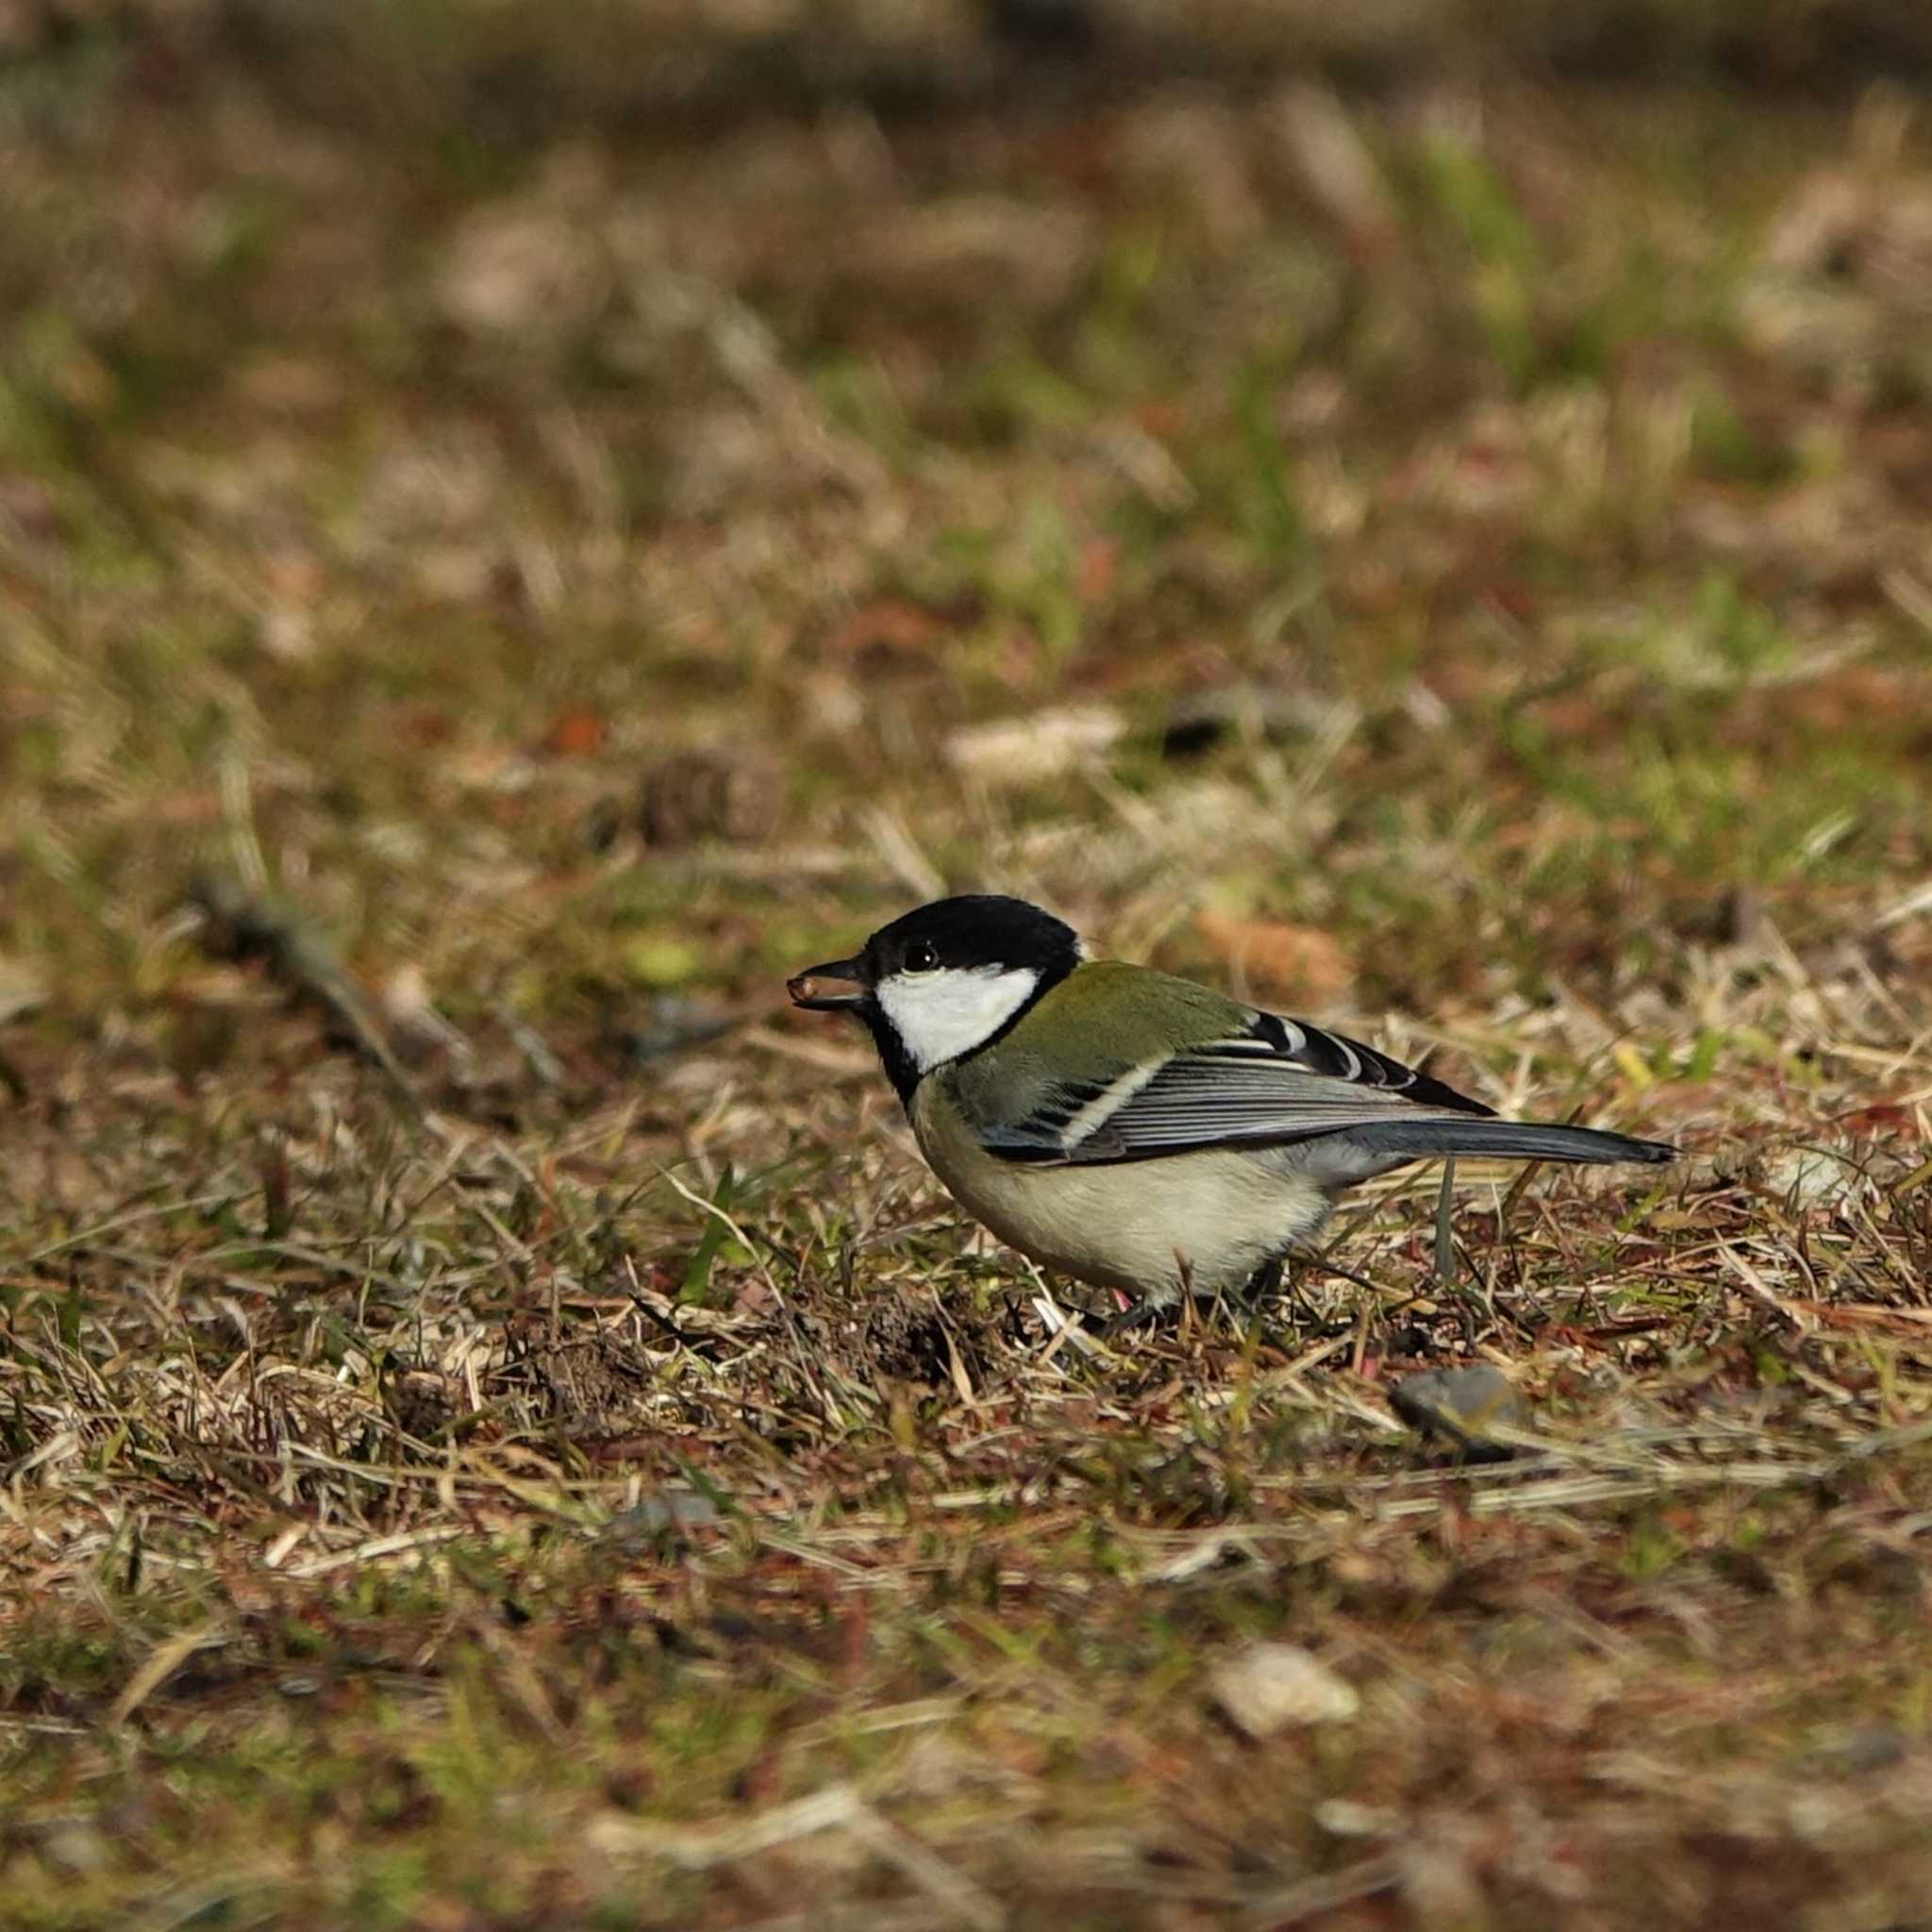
[904,941,940,974]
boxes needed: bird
[788,894,1674,1325]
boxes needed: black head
[788,894,1082,1100]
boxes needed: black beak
[788,954,869,1010]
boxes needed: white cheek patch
[876,966,1041,1073]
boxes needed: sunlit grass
[4,7,1932,1926]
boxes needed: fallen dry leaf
[542,708,608,758]
[824,598,953,666]
[1195,910,1349,1003]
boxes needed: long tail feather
[1343,1119,1675,1166]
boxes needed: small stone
[598,1491,721,1554]
[1833,1723,1909,1774]
[1761,1147,1863,1211]
[611,995,735,1065]
[1208,1642,1358,1740]
[1312,1799,1399,1838]
[34,1819,111,1876]
[1391,1365,1526,1460]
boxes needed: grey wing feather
[983,1011,1493,1166]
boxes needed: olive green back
[942,959,1249,1133]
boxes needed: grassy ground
[5,9,1932,1926]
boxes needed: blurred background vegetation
[4,0,1932,1043]
[6,5,1932,1927]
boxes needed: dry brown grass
[5,8,1932,1926]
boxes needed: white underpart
[875,965,1041,1073]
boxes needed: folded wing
[980,1009,1492,1166]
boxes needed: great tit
[789,894,1674,1321]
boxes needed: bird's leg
[1241,1256,1286,1309]
[1219,1254,1313,1350]
[1271,1248,1391,1341]
[1089,1253,1194,1340]
[1092,1297,1165,1339]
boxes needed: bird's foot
[1087,1295,1173,1340]
[1087,1264,1286,1342]
[1241,1257,1286,1308]
[1228,1254,1370,1343]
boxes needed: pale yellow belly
[911,1086,1330,1305]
